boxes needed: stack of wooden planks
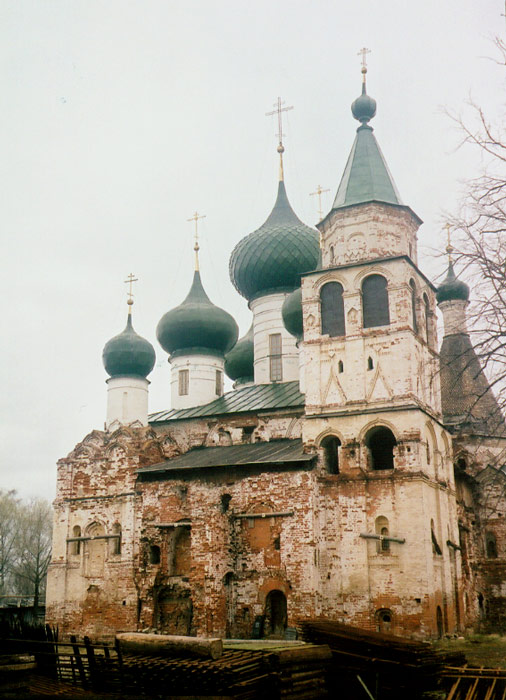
[442,665,506,700]
[299,620,466,699]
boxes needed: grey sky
[1,0,504,501]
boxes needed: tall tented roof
[229,180,319,302]
[156,270,238,357]
[332,82,402,210]
[440,332,506,436]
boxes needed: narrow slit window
[215,369,223,396]
[338,360,344,373]
[409,279,418,333]
[179,369,189,396]
[367,357,374,371]
[269,334,282,382]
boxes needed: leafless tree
[0,490,20,594]
[11,498,52,612]
[447,37,506,431]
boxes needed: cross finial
[187,211,206,271]
[445,223,454,264]
[358,47,371,84]
[266,97,294,181]
[124,273,138,314]
[310,184,330,222]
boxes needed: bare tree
[447,37,506,430]
[11,498,52,612]
[0,490,20,594]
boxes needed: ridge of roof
[149,380,304,423]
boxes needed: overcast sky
[1,0,504,502]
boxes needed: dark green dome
[229,181,319,302]
[103,313,156,378]
[157,271,238,357]
[351,83,377,124]
[225,323,254,383]
[282,287,303,341]
[436,262,470,304]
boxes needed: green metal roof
[229,181,319,302]
[436,261,469,304]
[149,380,304,423]
[225,323,254,382]
[102,313,156,379]
[332,124,402,209]
[156,270,238,356]
[137,438,314,474]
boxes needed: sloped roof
[137,438,314,474]
[149,381,304,423]
[440,332,506,437]
[332,124,402,210]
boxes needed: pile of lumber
[299,620,466,699]
[115,634,331,698]
[441,665,506,700]
[266,645,331,699]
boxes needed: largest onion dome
[436,261,470,304]
[229,178,319,303]
[157,270,238,357]
[103,310,156,378]
[225,323,254,384]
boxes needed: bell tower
[299,56,462,637]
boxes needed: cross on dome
[266,97,294,181]
[187,211,206,270]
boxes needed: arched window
[338,360,344,373]
[366,427,396,470]
[375,516,390,553]
[321,282,345,337]
[376,608,393,633]
[329,245,335,264]
[485,532,498,559]
[173,528,191,575]
[111,523,121,556]
[149,544,161,565]
[362,275,390,328]
[431,519,442,555]
[367,356,374,371]
[409,279,417,333]
[321,435,341,474]
[423,293,431,345]
[72,525,81,556]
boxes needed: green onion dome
[225,323,254,383]
[157,271,238,357]
[282,287,303,341]
[436,262,470,304]
[229,181,319,302]
[103,313,156,378]
[351,82,377,124]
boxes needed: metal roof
[137,438,315,474]
[149,381,304,423]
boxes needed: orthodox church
[46,65,506,641]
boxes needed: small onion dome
[229,181,319,302]
[282,287,303,341]
[436,261,470,304]
[351,82,377,124]
[225,323,254,383]
[157,271,238,357]
[103,314,156,378]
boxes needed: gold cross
[187,211,206,270]
[445,223,454,263]
[124,273,138,309]
[358,47,371,70]
[266,97,294,146]
[310,184,330,221]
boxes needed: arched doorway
[376,608,393,633]
[436,606,443,638]
[265,590,287,638]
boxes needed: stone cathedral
[47,67,506,641]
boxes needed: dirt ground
[433,634,506,669]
